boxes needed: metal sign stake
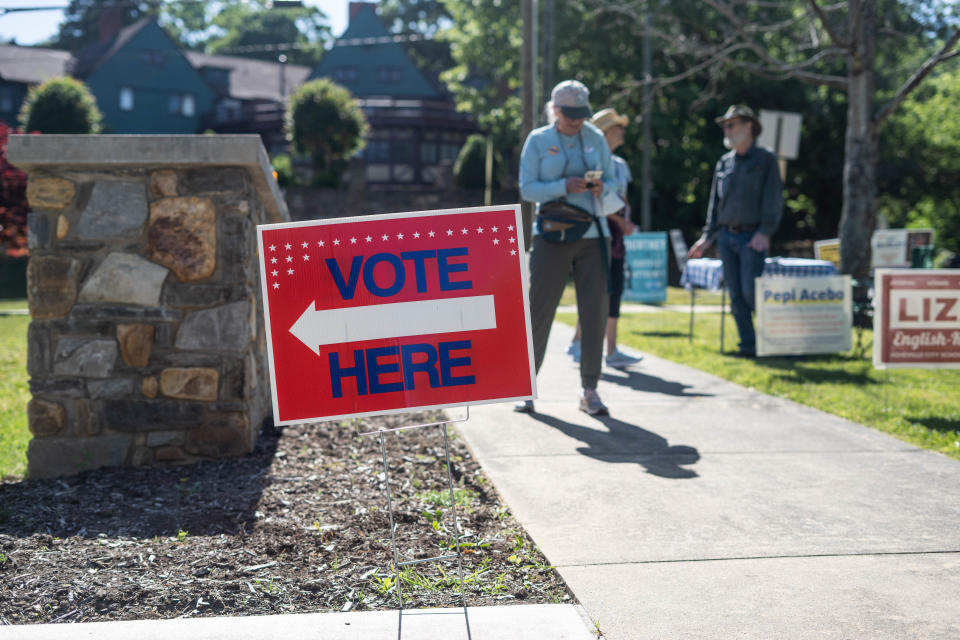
[360,408,473,639]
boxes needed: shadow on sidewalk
[600,368,712,397]
[530,413,700,479]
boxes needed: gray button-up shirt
[702,143,783,245]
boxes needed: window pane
[420,142,438,164]
[182,94,195,117]
[119,87,134,111]
[168,94,180,115]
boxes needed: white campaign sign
[756,275,852,356]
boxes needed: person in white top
[568,107,643,369]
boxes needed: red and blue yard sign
[257,205,536,425]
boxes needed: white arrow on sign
[289,295,498,355]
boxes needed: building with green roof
[309,2,477,187]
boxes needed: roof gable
[186,52,310,102]
[309,3,440,99]
[70,18,153,78]
[0,46,71,85]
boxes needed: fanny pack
[536,200,599,243]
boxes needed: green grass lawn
[560,284,725,307]
[557,308,960,461]
[0,298,28,311]
[0,313,30,478]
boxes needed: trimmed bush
[285,78,368,187]
[18,76,103,134]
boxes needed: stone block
[185,412,250,458]
[70,304,182,323]
[151,170,178,198]
[74,399,102,436]
[222,198,250,216]
[78,252,169,307]
[27,435,131,479]
[148,197,216,282]
[27,255,82,319]
[164,283,240,308]
[183,168,246,194]
[141,376,158,399]
[27,212,51,251]
[220,357,246,402]
[87,377,135,399]
[53,338,117,378]
[160,367,219,401]
[28,399,65,437]
[27,176,76,211]
[155,446,187,462]
[56,215,70,240]
[117,323,155,367]
[146,430,185,447]
[76,181,148,239]
[29,378,86,398]
[175,301,251,352]
[103,399,204,432]
[27,323,50,378]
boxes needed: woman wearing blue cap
[516,80,617,416]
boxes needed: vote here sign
[257,205,536,424]
[874,269,960,369]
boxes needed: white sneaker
[566,340,581,363]
[605,350,642,368]
[579,389,608,416]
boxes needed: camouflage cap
[715,104,761,134]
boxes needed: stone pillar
[8,135,289,478]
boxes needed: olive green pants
[528,235,610,390]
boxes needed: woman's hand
[565,177,588,193]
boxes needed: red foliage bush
[0,122,31,258]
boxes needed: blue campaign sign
[622,232,667,303]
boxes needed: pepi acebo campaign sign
[258,206,536,424]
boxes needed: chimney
[349,2,376,23]
[98,6,125,43]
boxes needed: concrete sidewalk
[0,604,595,639]
[456,322,960,639]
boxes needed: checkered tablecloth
[681,257,838,291]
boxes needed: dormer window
[119,87,134,111]
[333,66,358,82]
[376,65,402,83]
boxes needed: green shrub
[271,153,295,187]
[454,133,501,190]
[285,78,368,187]
[18,76,103,134]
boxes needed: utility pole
[640,7,652,231]
[521,0,534,248]
[542,0,554,107]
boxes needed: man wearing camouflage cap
[688,105,783,357]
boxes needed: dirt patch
[0,413,570,625]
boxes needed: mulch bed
[0,413,570,625]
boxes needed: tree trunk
[838,0,878,279]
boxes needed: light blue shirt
[519,122,616,239]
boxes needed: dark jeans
[717,228,766,355]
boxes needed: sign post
[873,269,960,369]
[622,231,667,303]
[756,275,852,356]
[257,205,536,425]
[257,205,536,622]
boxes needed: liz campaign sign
[258,206,536,424]
[873,269,960,369]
